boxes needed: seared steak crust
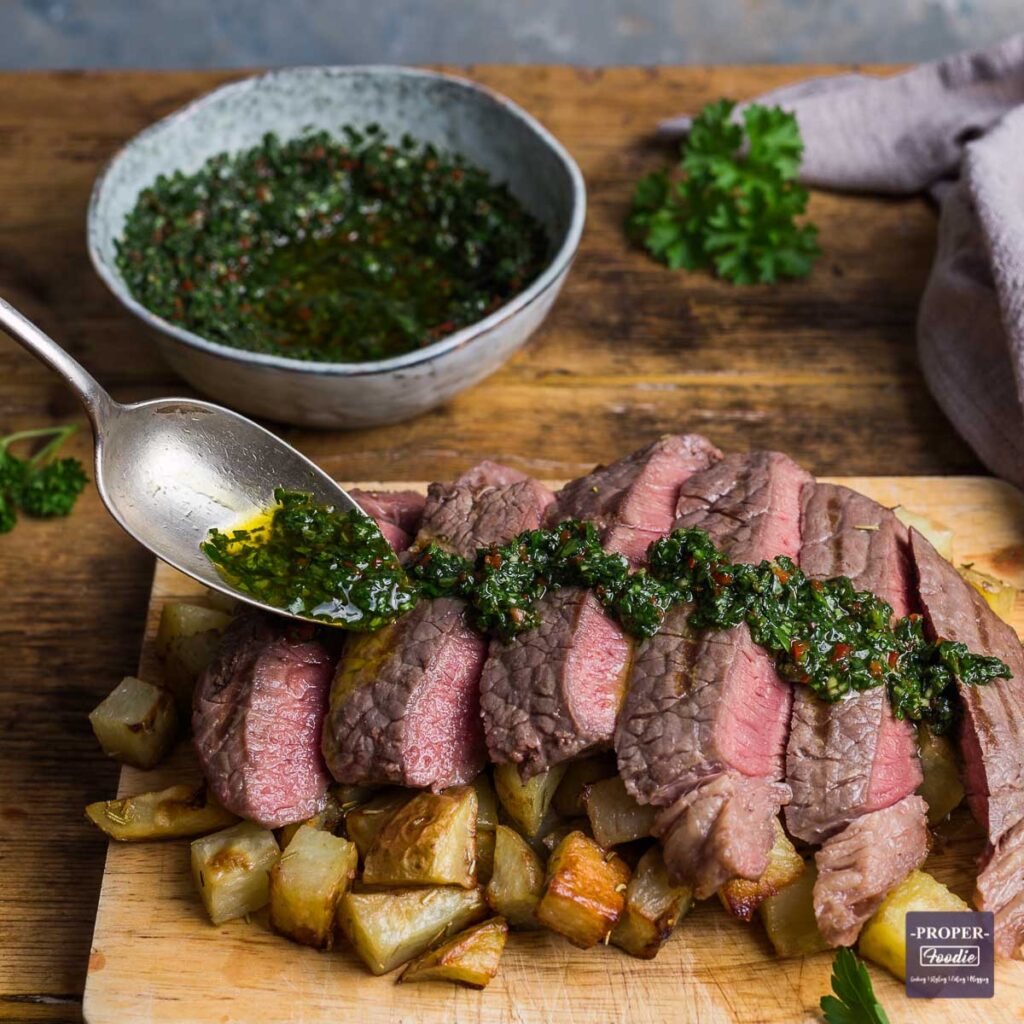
[193,613,335,828]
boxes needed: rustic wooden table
[0,65,983,1022]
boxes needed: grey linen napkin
[661,37,1024,487]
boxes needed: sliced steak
[351,488,426,553]
[785,485,922,844]
[323,463,554,790]
[616,451,810,889]
[813,794,929,947]
[480,435,722,776]
[193,613,335,828]
[976,817,1024,958]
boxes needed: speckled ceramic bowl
[88,66,585,428]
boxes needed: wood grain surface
[0,64,997,1023]
[83,477,1024,1024]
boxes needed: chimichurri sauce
[204,491,1011,734]
[116,126,549,363]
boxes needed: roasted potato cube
[363,787,477,888]
[485,824,544,928]
[155,602,232,713]
[191,821,280,925]
[916,726,965,825]
[584,776,656,848]
[337,886,487,975]
[553,754,617,817]
[399,916,508,988]
[959,565,1016,622]
[536,830,630,948]
[759,860,829,958]
[476,828,496,885]
[277,790,346,849]
[473,773,499,831]
[85,783,237,841]
[859,869,969,980]
[494,762,566,837]
[269,825,358,948]
[611,845,693,958]
[89,676,179,770]
[719,817,804,921]
[893,508,953,561]
[345,789,413,858]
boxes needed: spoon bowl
[0,298,361,623]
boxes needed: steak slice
[616,451,810,889]
[479,435,722,776]
[785,485,922,844]
[910,528,1024,845]
[976,817,1024,958]
[193,613,335,828]
[322,463,554,790]
[350,488,426,553]
[813,794,929,947]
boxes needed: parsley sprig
[628,99,820,284]
[0,425,89,534]
[821,949,891,1024]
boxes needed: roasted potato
[583,776,655,848]
[191,821,280,925]
[611,845,693,958]
[494,762,567,837]
[540,818,592,854]
[473,773,499,831]
[88,676,179,770]
[476,828,496,885]
[485,824,545,928]
[536,830,630,948]
[893,508,953,561]
[363,787,477,888]
[719,818,804,921]
[553,754,617,817]
[155,602,232,713]
[916,726,965,825]
[85,782,237,841]
[337,886,487,975]
[277,790,346,850]
[759,860,829,958]
[859,869,969,980]
[399,916,508,988]
[959,565,1016,622]
[345,789,414,858]
[269,825,358,948]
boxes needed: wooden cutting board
[83,477,1024,1024]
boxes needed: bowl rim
[87,64,586,378]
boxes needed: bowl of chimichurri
[87,66,585,428]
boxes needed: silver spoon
[0,297,362,622]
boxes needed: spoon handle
[0,297,115,428]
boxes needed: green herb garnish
[820,948,891,1024]
[116,126,548,363]
[628,99,820,284]
[0,426,88,534]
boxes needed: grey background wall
[1,0,1022,68]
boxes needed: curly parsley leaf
[820,948,891,1024]
[628,99,819,285]
[0,426,88,534]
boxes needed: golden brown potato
[718,818,804,921]
[155,602,233,714]
[277,791,346,850]
[485,824,545,928]
[583,777,656,848]
[269,825,358,948]
[494,762,567,837]
[473,773,499,831]
[85,783,237,841]
[362,787,477,888]
[344,789,414,858]
[191,821,280,925]
[88,676,179,770]
[916,726,965,825]
[399,916,508,988]
[611,845,693,958]
[476,828,496,886]
[553,754,617,817]
[535,830,630,948]
[759,860,829,958]
[337,886,487,975]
